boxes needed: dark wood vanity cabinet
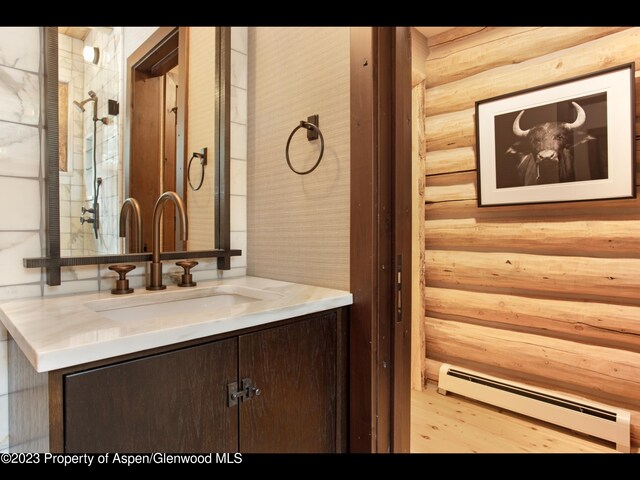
[10,308,347,453]
[64,339,239,452]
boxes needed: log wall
[413,27,640,447]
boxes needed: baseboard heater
[437,363,631,453]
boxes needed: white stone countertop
[0,276,353,373]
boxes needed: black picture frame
[475,63,636,207]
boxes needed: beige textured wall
[187,27,216,250]
[247,27,350,290]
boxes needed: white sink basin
[85,285,283,323]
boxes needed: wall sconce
[83,46,100,65]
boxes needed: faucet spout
[119,197,143,253]
[147,191,188,290]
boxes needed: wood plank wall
[413,27,640,447]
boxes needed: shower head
[73,92,98,113]
[73,100,86,112]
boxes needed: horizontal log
[425,286,640,351]
[424,171,476,203]
[425,317,640,404]
[424,109,475,152]
[424,147,476,176]
[425,219,640,258]
[421,138,640,179]
[423,357,640,448]
[425,250,640,301]
[424,28,640,116]
[422,108,640,159]
[425,183,475,203]
[425,27,626,89]
[426,27,488,48]
[412,69,426,88]
[424,197,640,222]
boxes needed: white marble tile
[191,269,223,283]
[0,27,39,73]
[71,201,82,218]
[60,198,71,218]
[72,38,83,56]
[223,267,246,279]
[230,86,247,125]
[0,341,6,395]
[61,232,71,248]
[59,55,72,74]
[59,183,70,201]
[0,66,39,126]
[230,159,247,196]
[60,217,71,236]
[0,122,39,178]
[231,50,247,90]
[61,265,99,282]
[0,394,7,451]
[0,178,40,230]
[231,27,248,55]
[125,274,147,290]
[71,185,83,202]
[230,231,247,268]
[0,232,41,287]
[0,285,41,303]
[59,33,72,53]
[230,122,247,160]
[44,279,99,297]
[230,195,247,232]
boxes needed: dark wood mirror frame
[24,27,239,286]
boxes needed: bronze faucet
[147,191,188,290]
[119,197,143,253]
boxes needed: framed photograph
[475,63,636,207]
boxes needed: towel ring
[285,120,324,175]
[187,150,207,191]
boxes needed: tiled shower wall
[58,33,87,257]
[58,29,123,257]
[229,27,248,274]
[80,27,123,255]
[0,27,248,452]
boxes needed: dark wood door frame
[350,27,412,453]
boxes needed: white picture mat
[477,67,634,206]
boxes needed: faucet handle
[108,264,136,294]
[176,260,198,288]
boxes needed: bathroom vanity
[1,276,352,453]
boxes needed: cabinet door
[64,339,238,453]
[239,312,338,453]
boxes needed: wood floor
[411,384,618,453]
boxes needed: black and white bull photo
[505,101,596,186]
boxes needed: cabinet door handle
[228,378,261,406]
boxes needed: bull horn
[512,110,529,137]
[564,101,586,130]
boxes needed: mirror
[57,26,224,255]
[24,27,236,285]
